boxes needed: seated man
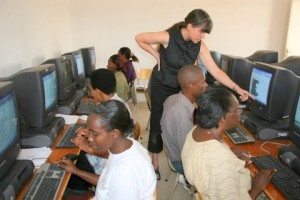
[161,65,207,176]
[68,68,132,191]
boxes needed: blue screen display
[43,70,57,110]
[75,54,85,76]
[249,67,272,105]
[0,92,18,153]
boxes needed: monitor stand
[21,116,65,148]
[240,111,290,140]
[57,95,81,115]
[0,160,34,200]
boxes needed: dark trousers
[148,74,180,153]
[68,151,94,191]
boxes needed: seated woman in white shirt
[59,100,156,200]
[181,88,276,200]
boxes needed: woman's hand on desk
[250,168,276,199]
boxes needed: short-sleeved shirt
[94,139,156,200]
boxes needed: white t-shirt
[94,139,156,200]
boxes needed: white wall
[70,0,292,70]
[0,0,73,77]
[0,0,292,77]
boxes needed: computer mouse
[62,153,79,161]
[79,115,88,121]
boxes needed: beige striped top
[181,127,252,200]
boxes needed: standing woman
[135,8,251,179]
[118,47,139,85]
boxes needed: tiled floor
[129,94,193,200]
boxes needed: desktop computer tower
[240,111,290,140]
[0,160,34,200]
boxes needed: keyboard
[252,155,300,199]
[225,126,255,144]
[75,101,96,115]
[23,163,66,200]
[56,123,87,148]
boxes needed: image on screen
[249,68,272,105]
[43,70,57,110]
[61,60,74,86]
[0,92,18,153]
[74,54,85,76]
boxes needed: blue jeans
[171,161,184,175]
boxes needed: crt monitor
[273,56,300,76]
[220,55,253,91]
[247,62,299,122]
[7,64,58,128]
[202,50,222,84]
[245,50,278,63]
[81,47,96,76]
[43,55,76,102]
[0,82,21,181]
[62,50,86,89]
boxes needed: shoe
[154,168,161,180]
[178,174,192,194]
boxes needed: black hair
[195,87,234,129]
[109,54,124,72]
[92,100,134,137]
[118,47,139,62]
[90,68,116,94]
[167,9,213,33]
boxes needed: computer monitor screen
[75,53,85,77]
[43,70,57,110]
[247,62,299,122]
[61,59,74,87]
[0,82,20,181]
[249,67,272,105]
[81,47,96,76]
[62,50,86,88]
[290,92,300,148]
[7,64,58,128]
[43,56,76,102]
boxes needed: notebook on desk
[225,126,255,144]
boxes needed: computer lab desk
[17,119,85,200]
[222,124,290,200]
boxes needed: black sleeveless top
[153,28,201,88]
